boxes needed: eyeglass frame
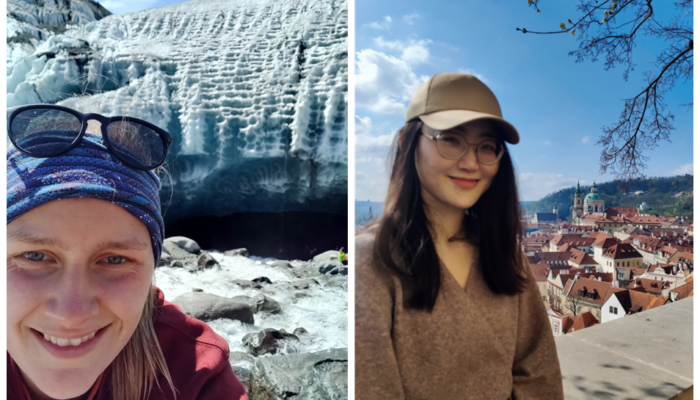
[420,129,506,165]
[7,104,173,171]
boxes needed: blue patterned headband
[7,133,164,265]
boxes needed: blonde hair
[110,286,178,400]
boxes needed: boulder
[163,241,194,259]
[318,262,347,276]
[231,294,281,314]
[171,292,254,324]
[192,288,204,293]
[252,276,273,285]
[164,236,201,254]
[293,327,309,337]
[229,351,256,364]
[158,251,172,267]
[233,279,261,290]
[197,252,219,269]
[292,279,319,290]
[312,250,340,263]
[242,328,299,356]
[170,260,185,268]
[325,276,347,289]
[225,248,249,257]
[250,348,348,400]
[270,260,293,269]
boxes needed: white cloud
[518,172,579,201]
[101,0,159,14]
[356,133,395,154]
[357,157,386,165]
[374,37,432,64]
[355,115,372,136]
[355,49,423,114]
[544,140,553,145]
[366,16,392,30]
[403,13,420,25]
[458,68,489,84]
[582,136,590,144]
[672,163,693,175]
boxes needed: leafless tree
[517,0,693,182]
[565,293,585,317]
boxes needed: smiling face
[415,119,502,216]
[7,198,154,399]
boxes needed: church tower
[583,181,605,216]
[573,181,584,221]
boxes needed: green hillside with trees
[525,175,693,220]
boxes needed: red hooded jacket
[8,287,249,400]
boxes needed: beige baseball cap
[406,73,520,144]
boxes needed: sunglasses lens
[10,108,82,155]
[106,119,165,169]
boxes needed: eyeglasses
[422,130,505,165]
[7,104,172,170]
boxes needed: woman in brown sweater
[355,73,564,399]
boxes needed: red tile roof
[550,234,596,248]
[569,248,599,267]
[627,216,664,225]
[566,277,615,306]
[602,243,643,260]
[565,312,599,333]
[605,207,640,218]
[610,290,667,314]
[627,278,667,295]
[529,261,550,282]
[670,280,694,301]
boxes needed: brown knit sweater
[355,233,564,400]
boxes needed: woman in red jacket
[6,104,248,400]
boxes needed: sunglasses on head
[7,104,172,171]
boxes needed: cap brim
[419,110,520,144]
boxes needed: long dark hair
[372,120,526,311]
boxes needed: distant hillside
[355,200,383,225]
[525,175,693,220]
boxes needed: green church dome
[585,192,604,201]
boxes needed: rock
[325,276,347,289]
[252,293,281,314]
[231,294,281,314]
[225,248,249,257]
[242,328,299,356]
[233,279,261,290]
[294,292,310,299]
[170,260,184,268]
[317,261,346,275]
[250,348,348,400]
[270,260,293,269]
[163,241,193,260]
[192,288,204,292]
[232,363,254,394]
[164,236,201,254]
[293,327,309,337]
[312,250,340,263]
[229,351,256,364]
[252,276,273,285]
[171,292,254,324]
[197,252,219,269]
[158,251,172,267]
[292,279,318,290]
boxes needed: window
[577,306,581,312]
[553,321,559,333]
[614,307,618,315]
[609,306,613,313]
[596,310,600,318]
[587,293,595,300]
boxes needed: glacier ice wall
[7,0,348,222]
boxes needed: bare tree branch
[517,0,693,182]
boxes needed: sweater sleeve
[511,256,565,400]
[355,233,406,400]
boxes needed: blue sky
[355,1,693,201]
